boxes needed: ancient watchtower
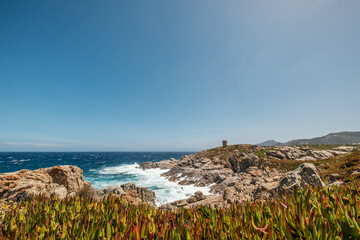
[222,140,228,147]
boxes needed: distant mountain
[257,139,282,146]
[258,131,360,146]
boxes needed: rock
[120,190,138,205]
[178,179,195,185]
[0,165,91,201]
[176,199,188,207]
[96,185,124,196]
[311,151,334,159]
[253,182,278,200]
[121,182,137,191]
[187,196,197,203]
[329,174,340,183]
[193,191,206,201]
[333,146,354,152]
[120,182,156,206]
[97,183,156,207]
[276,163,325,191]
[328,150,347,156]
[266,151,286,159]
[328,180,344,187]
[229,153,259,173]
[297,156,317,161]
[136,186,156,206]
[223,187,243,204]
[139,162,159,170]
[246,167,262,177]
[255,164,325,200]
[140,158,178,170]
[43,166,87,193]
[163,191,218,209]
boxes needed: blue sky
[0,0,359,151]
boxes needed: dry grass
[77,184,96,199]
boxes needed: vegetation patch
[1,182,360,239]
[263,158,304,172]
[256,148,281,158]
[0,200,12,228]
[314,151,360,182]
[295,144,358,151]
[196,144,253,161]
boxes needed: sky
[0,0,359,151]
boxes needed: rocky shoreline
[0,144,356,210]
[140,145,354,209]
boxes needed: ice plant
[1,181,360,239]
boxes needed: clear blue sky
[1,0,359,151]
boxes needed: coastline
[2,144,357,209]
[1,144,360,238]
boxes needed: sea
[0,152,211,205]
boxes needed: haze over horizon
[1,1,359,151]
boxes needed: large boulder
[121,182,156,207]
[43,166,89,194]
[96,182,156,207]
[254,163,325,200]
[0,165,92,201]
[228,153,259,173]
[277,163,325,191]
[266,150,287,159]
[140,158,178,170]
[310,150,334,159]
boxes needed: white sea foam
[91,163,211,206]
[19,159,31,162]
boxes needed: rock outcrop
[120,182,156,206]
[229,153,259,173]
[139,144,347,208]
[0,166,157,207]
[140,158,178,170]
[140,146,285,208]
[0,165,92,201]
[96,182,156,207]
[255,163,326,200]
[263,146,349,161]
[276,163,325,190]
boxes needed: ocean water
[0,152,211,205]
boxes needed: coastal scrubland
[1,145,360,239]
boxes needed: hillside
[258,131,360,146]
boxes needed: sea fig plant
[1,181,360,239]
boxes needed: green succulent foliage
[1,181,360,239]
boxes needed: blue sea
[0,152,211,205]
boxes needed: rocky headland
[141,144,358,209]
